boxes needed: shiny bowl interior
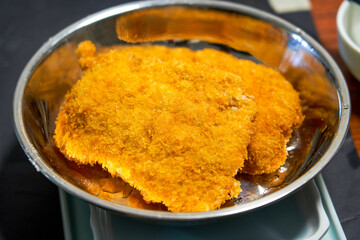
[13,0,350,222]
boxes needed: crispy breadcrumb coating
[100,45,304,174]
[54,41,258,212]
[191,49,304,174]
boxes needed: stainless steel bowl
[13,0,350,222]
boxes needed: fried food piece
[107,46,304,174]
[192,49,304,174]
[54,41,258,212]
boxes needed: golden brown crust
[125,46,304,174]
[54,42,258,212]
[190,49,304,174]
[54,42,303,211]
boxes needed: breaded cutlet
[54,41,258,212]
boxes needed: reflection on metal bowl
[13,0,350,222]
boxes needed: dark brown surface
[311,0,360,157]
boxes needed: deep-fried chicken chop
[193,49,304,174]
[54,41,258,212]
[107,45,304,174]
